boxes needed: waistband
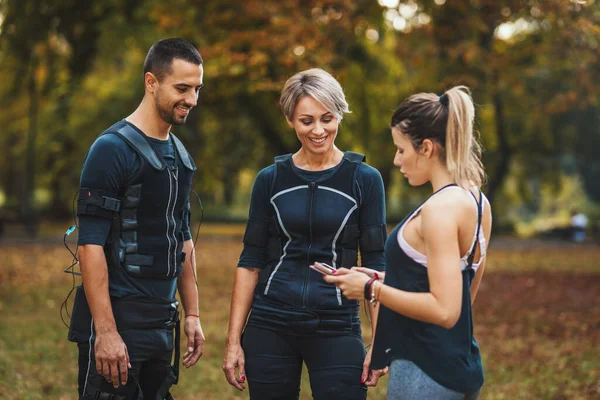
[248,295,362,336]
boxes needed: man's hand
[94,330,131,388]
[361,347,388,387]
[222,343,246,391]
[183,316,205,368]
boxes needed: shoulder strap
[344,151,366,163]
[270,154,291,199]
[114,124,165,170]
[274,154,292,163]
[467,190,483,266]
[171,133,197,171]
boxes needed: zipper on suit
[302,181,317,308]
[166,166,178,277]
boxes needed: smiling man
[70,39,205,400]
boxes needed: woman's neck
[293,146,343,171]
[429,164,455,192]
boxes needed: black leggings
[242,325,368,400]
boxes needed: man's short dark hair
[143,38,203,81]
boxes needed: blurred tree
[377,0,599,215]
[0,0,143,229]
[142,0,403,204]
[0,0,597,228]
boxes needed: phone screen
[309,262,335,275]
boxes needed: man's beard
[156,96,189,126]
[158,104,188,125]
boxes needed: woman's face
[288,96,339,156]
[391,127,429,186]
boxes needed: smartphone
[309,262,336,275]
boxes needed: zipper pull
[310,182,317,192]
[170,166,178,181]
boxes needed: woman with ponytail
[323,86,491,399]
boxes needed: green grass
[0,238,598,399]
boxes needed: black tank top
[370,184,485,393]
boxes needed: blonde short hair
[280,68,350,122]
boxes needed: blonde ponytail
[390,86,486,189]
[444,86,485,189]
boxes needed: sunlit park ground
[0,223,598,400]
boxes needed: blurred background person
[571,209,589,243]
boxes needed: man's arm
[77,134,135,388]
[79,244,130,388]
[178,239,205,368]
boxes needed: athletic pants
[77,328,175,400]
[387,359,481,400]
[242,325,368,400]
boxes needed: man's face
[153,59,204,125]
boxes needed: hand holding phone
[309,262,336,275]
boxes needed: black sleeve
[77,134,139,246]
[357,163,387,271]
[182,200,192,242]
[237,165,276,270]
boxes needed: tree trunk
[379,164,392,200]
[486,92,511,203]
[24,62,39,236]
[3,132,19,204]
[48,93,72,220]
[241,93,295,155]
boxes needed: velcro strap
[243,218,270,247]
[122,241,138,255]
[124,254,154,266]
[121,231,137,243]
[359,224,387,252]
[102,197,121,212]
[341,249,358,268]
[121,217,138,230]
[77,188,121,218]
[122,184,142,208]
[341,224,360,248]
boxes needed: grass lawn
[0,226,598,399]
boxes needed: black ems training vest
[256,152,365,310]
[80,122,196,280]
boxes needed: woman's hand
[323,268,371,300]
[222,343,246,391]
[352,267,385,282]
[361,347,388,387]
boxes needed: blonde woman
[325,87,491,399]
[222,68,388,399]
